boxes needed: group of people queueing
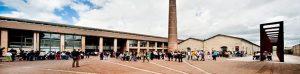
[98,49,222,63]
[115,51,167,62]
[0,47,89,63]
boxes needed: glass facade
[40,33,60,52]
[164,42,168,47]
[140,41,147,47]
[157,42,162,47]
[8,30,33,48]
[129,40,138,47]
[103,38,113,50]
[65,35,82,50]
[149,41,155,47]
[85,36,99,50]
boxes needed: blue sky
[0,3,16,14]
[54,6,79,24]
[0,0,300,46]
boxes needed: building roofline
[178,38,204,44]
[179,34,260,47]
[0,16,167,39]
[205,34,260,47]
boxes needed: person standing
[9,48,17,61]
[212,50,217,61]
[174,51,178,61]
[262,51,268,61]
[178,51,183,62]
[99,52,104,60]
[200,50,205,61]
[71,49,80,67]
[142,51,149,62]
[206,51,211,60]
[161,52,165,60]
[85,51,90,59]
[167,51,172,61]
[4,51,12,62]
[267,52,272,61]
[196,51,201,61]
[187,51,191,60]
[19,49,26,61]
[0,47,4,57]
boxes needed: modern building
[179,34,260,54]
[292,44,300,56]
[0,16,168,53]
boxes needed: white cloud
[74,0,169,36]
[74,0,300,46]
[0,0,72,23]
[1,0,300,46]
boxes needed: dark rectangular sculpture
[260,21,284,62]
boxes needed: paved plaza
[1,56,300,74]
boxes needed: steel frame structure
[260,21,284,62]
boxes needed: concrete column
[60,34,65,51]
[137,40,141,53]
[33,32,37,51]
[81,36,86,51]
[37,33,39,51]
[168,0,178,51]
[99,37,103,52]
[146,41,150,52]
[155,42,158,51]
[1,30,8,53]
[113,38,117,52]
[162,43,165,48]
[126,40,129,51]
[162,43,165,51]
[33,32,39,51]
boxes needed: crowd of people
[253,51,272,61]
[0,48,91,62]
[0,47,255,68]
[97,49,227,63]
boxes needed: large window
[149,41,155,47]
[140,41,147,47]
[40,33,60,52]
[65,35,82,50]
[86,36,99,50]
[157,42,162,47]
[8,30,33,48]
[164,42,168,47]
[129,40,138,47]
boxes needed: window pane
[140,41,147,47]
[129,40,138,47]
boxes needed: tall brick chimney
[168,0,178,51]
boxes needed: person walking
[71,49,80,68]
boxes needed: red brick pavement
[0,57,300,74]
